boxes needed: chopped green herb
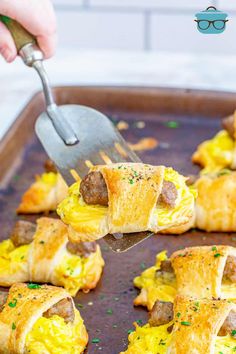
[136,319,143,325]
[212,246,217,251]
[165,121,179,129]
[92,338,100,344]
[8,298,17,308]
[12,323,16,330]
[217,169,231,176]
[194,302,199,307]
[127,329,134,334]
[181,321,191,326]
[20,256,24,260]
[176,312,181,318]
[27,283,41,289]
[129,179,134,185]
[140,262,146,270]
[77,304,84,309]
[219,352,223,354]
[159,339,166,346]
[233,346,236,352]
[232,330,236,337]
[39,240,45,244]
[214,253,222,258]
[106,308,113,315]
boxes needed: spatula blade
[35,104,141,185]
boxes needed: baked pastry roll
[194,171,236,232]
[121,296,236,354]
[192,112,236,173]
[0,217,104,296]
[17,172,68,214]
[0,283,88,353]
[134,246,236,310]
[57,163,196,242]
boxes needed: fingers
[0,0,57,59]
[0,21,17,62]
[37,32,58,59]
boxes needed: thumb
[0,21,17,62]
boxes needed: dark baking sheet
[1,86,236,354]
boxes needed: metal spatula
[1,16,154,251]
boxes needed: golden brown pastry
[17,172,68,214]
[194,171,236,232]
[0,283,88,353]
[121,296,236,354]
[0,217,104,296]
[134,246,236,310]
[57,163,196,242]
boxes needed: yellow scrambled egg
[121,323,236,354]
[55,247,104,296]
[192,130,235,174]
[134,251,236,310]
[0,240,29,277]
[25,309,87,354]
[57,168,196,235]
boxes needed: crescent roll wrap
[0,283,88,354]
[0,218,104,296]
[57,163,196,242]
[194,172,236,232]
[134,246,236,310]
[171,245,236,299]
[17,172,68,214]
[169,296,236,354]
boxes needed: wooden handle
[0,15,36,51]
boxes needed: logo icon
[195,6,228,34]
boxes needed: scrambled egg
[121,323,236,354]
[192,130,235,174]
[0,240,29,278]
[55,246,104,296]
[134,251,236,310]
[26,310,87,354]
[57,168,196,235]
[134,251,176,310]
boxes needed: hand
[0,0,57,62]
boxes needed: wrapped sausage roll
[121,296,236,354]
[0,217,104,296]
[57,163,196,242]
[0,283,88,354]
[192,112,236,173]
[17,172,68,214]
[134,246,236,310]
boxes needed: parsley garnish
[140,262,146,270]
[164,121,179,129]
[12,323,16,330]
[127,329,134,334]
[136,319,143,325]
[106,308,113,315]
[92,338,100,344]
[77,304,84,308]
[39,240,45,244]
[214,253,222,258]
[232,330,236,336]
[27,283,41,289]
[8,298,17,308]
[129,179,134,185]
[176,312,181,318]
[181,321,191,326]
[212,246,217,251]
[159,339,166,345]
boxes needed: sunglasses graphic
[195,19,228,31]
